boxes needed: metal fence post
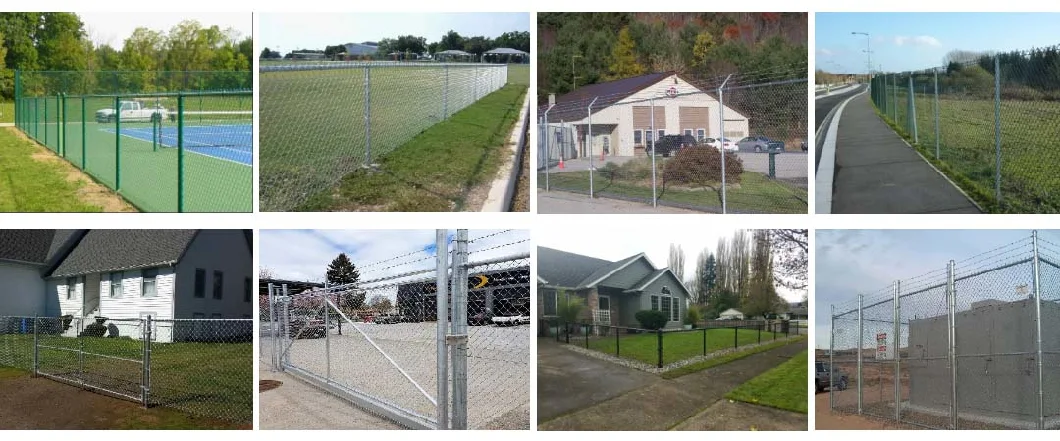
[115,96,121,190]
[78,322,85,389]
[444,64,449,120]
[947,259,957,429]
[544,105,555,191]
[857,294,863,414]
[584,324,589,348]
[282,284,291,366]
[891,74,897,122]
[267,283,276,371]
[894,280,901,423]
[364,66,373,167]
[32,316,38,376]
[435,229,449,430]
[177,93,185,212]
[907,75,917,143]
[934,69,940,160]
[993,55,1002,206]
[143,316,152,408]
[758,323,762,344]
[587,97,598,198]
[1032,231,1045,430]
[829,305,836,411]
[81,97,87,170]
[616,327,620,357]
[718,75,732,213]
[325,295,331,382]
[656,329,663,368]
[650,96,657,207]
[733,326,738,349]
[61,93,67,157]
[450,230,469,430]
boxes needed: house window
[213,270,224,300]
[633,130,642,145]
[650,295,659,311]
[684,129,693,137]
[66,277,76,300]
[193,313,205,319]
[661,297,672,320]
[671,298,680,321]
[661,286,671,295]
[657,129,665,139]
[244,277,252,302]
[598,295,610,311]
[194,268,206,298]
[645,130,654,146]
[697,129,706,142]
[110,272,123,298]
[543,291,557,316]
[142,268,158,298]
[602,136,610,154]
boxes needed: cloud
[817,48,833,56]
[893,35,941,47]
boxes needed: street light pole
[852,32,871,82]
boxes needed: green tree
[606,26,645,80]
[327,253,364,310]
[438,30,464,52]
[368,294,393,312]
[692,31,715,69]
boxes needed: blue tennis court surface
[102,124,253,166]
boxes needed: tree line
[261,30,530,61]
[673,229,807,320]
[0,12,253,98]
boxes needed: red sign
[665,86,678,98]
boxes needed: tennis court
[102,120,253,166]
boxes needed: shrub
[635,310,669,330]
[82,322,107,337]
[60,314,74,331]
[662,146,743,187]
[556,290,585,324]
[684,307,701,327]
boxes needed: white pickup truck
[95,100,174,124]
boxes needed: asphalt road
[815,83,867,171]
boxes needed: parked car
[289,316,326,339]
[469,311,494,326]
[491,315,531,326]
[374,314,404,324]
[737,136,785,153]
[800,139,808,151]
[704,137,738,152]
[815,361,848,393]
[651,135,698,157]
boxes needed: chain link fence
[538,70,807,214]
[0,315,252,423]
[259,63,510,211]
[13,70,252,212]
[827,231,1060,429]
[870,44,1060,213]
[262,229,529,429]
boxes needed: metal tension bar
[446,334,469,346]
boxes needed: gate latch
[446,334,468,346]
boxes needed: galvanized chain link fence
[0,315,252,423]
[13,70,252,212]
[262,230,529,429]
[538,68,807,214]
[827,231,1060,429]
[871,44,1060,213]
[259,63,510,211]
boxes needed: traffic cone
[558,158,565,169]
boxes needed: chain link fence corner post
[993,55,1002,208]
[649,96,657,207]
[80,97,87,170]
[587,97,598,199]
[32,315,39,377]
[364,65,373,167]
[908,75,918,143]
[543,105,554,192]
[114,95,121,191]
[857,293,863,414]
[450,229,469,430]
[435,229,450,429]
[829,303,836,411]
[718,75,732,213]
[1032,231,1045,430]
[947,259,957,429]
[143,315,152,408]
[934,68,940,160]
[177,93,185,212]
[894,279,902,423]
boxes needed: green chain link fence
[13,70,252,212]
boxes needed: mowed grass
[662,336,807,379]
[725,349,808,413]
[884,90,1060,212]
[2,333,252,424]
[541,169,807,213]
[22,94,252,212]
[507,64,529,85]
[299,84,527,211]
[0,100,13,123]
[584,327,780,366]
[259,65,514,211]
[0,127,103,212]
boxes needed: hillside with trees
[537,12,807,104]
[0,12,253,98]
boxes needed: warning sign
[665,86,678,98]
[876,332,894,360]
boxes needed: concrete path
[673,400,807,431]
[538,339,806,431]
[259,368,401,430]
[830,93,980,214]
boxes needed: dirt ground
[0,368,244,429]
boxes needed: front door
[596,295,611,325]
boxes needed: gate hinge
[446,334,468,346]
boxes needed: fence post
[1032,232,1044,430]
[587,97,598,198]
[78,323,85,389]
[829,304,836,411]
[947,259,957,429]
[702,327,706,356]
[44,95,48,147]
[656,329,663,368]
[61,93,67,157]
[718,75,733,213]
[32,316,38,377]
[115,96,121,191]
[565,322,570,344]
[143,316,152,408]
[81,97,87,170]
[857,294,863,414]
[993,55,1002,207]
[893,280,901,423]
[444,64,449,120]
[544,105,554,191]
[267,283,276,370]
[891,74,897,122]
[177,93,185,212]
[907,75,917,143]
[934,69,940,160]
[363,66,373,167]
[450,229,469,430]
[615,326,620,357]
[584,324,589,348]
[13,70,19,130]
[282,284,291,366]
[758,323,762,344]
[650,96,657,207]
[325,295,331,382]
[732,326,738,349]
[435,229,449,429]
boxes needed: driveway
[537,338,661,422]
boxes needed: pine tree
[326,253,364,310]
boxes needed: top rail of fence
[260,62,507,73]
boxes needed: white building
[719,308,746,320]
[540,72,750,159]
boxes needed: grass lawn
[725,349,808,413]
[0,100,13,123]
[540,169,807,213]
[508,64,529,85]
[296,84,527,211]
[583,327,786,366]
[883,89,1060,212]
[260,64,514,211]
[0,127,104,212]
[1,333,252,424]
[661,336,807,379]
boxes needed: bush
[662,146,743,187]
[684,307,701,327]
[635,310,669,330]
[82,322,107,337]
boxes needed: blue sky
[258,13,530,54]
[816,13,1060,73]
[815,230,1060,349]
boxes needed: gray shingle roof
[627,268,669,292]
[542,72,674,122]
[576,253,646,288]
[49,230,199,278]
[0,230,58,264]
[537,246,612,288]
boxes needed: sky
[258,12,529,53]
[816,13,1060,73]
[79,12,252,47]
[814,230,1060,349]
[536,227,804,302]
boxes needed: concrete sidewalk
[538,339,806,431]
[831,93,980,214]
